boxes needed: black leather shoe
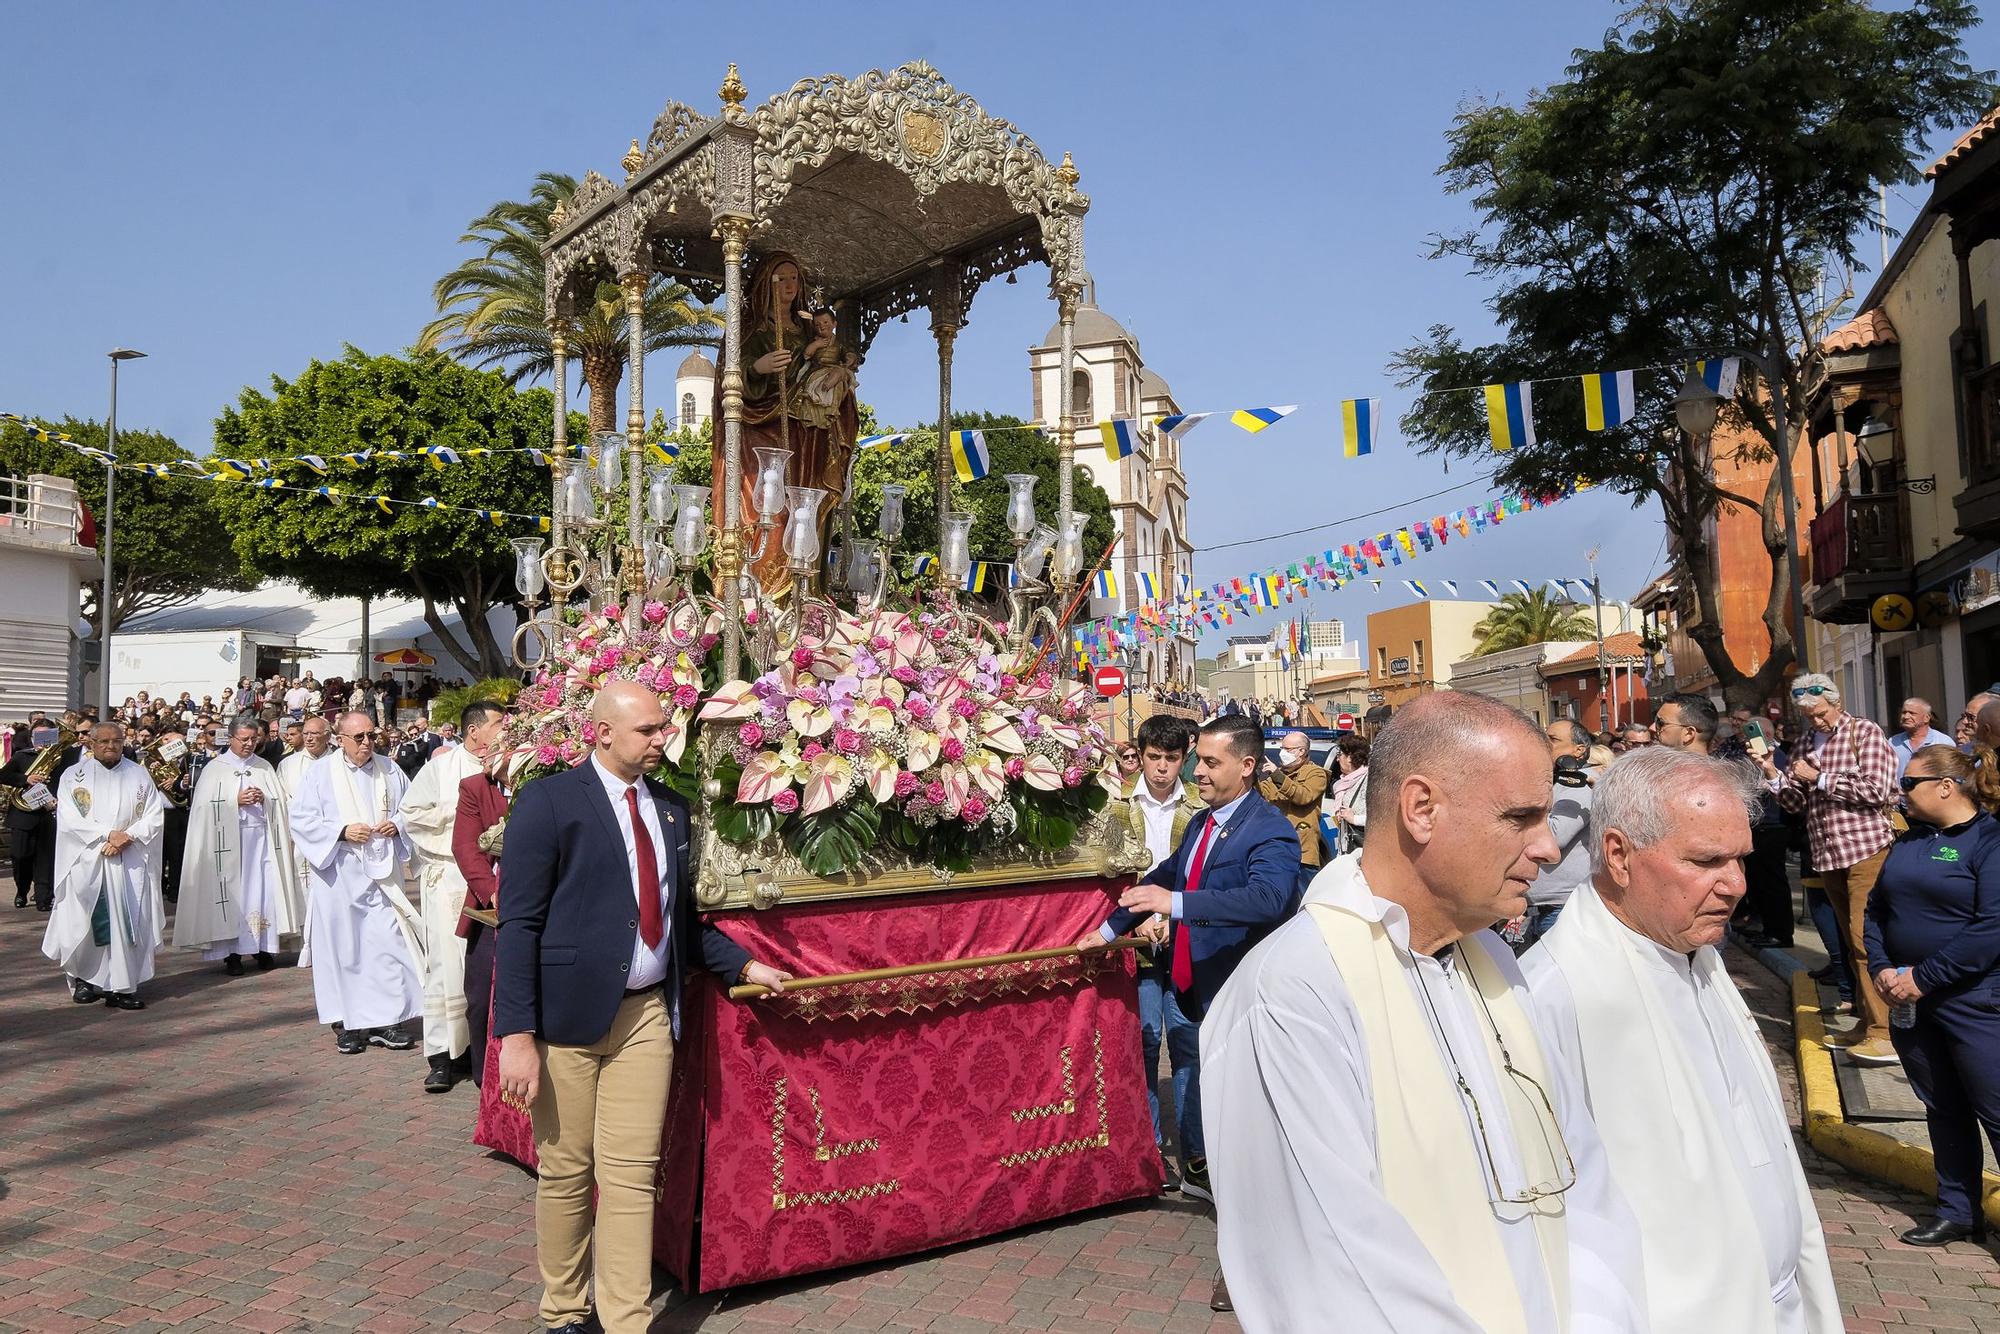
[69,977,102,1004]
[423,1055,455,1093]
[253,951,276,971]
[333,1025,368,1055]
[223,953,245,976]
[1900,1218,1986,1247]
[104,992,145,1010]
[371,1025,416,1051]
[12,893,24,909]
[1157,1148,1180,1195]
[1210,1275,1232,1312]
[451,1051,474,1079]
[545,1314,600,1334]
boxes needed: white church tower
[1028,281,1197,686]
[673,350,715,431]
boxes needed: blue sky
[4,3,1991,655]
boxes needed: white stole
[1542,880,1837,1332]
[1309,904,1570,1334]
[329,758,427,976]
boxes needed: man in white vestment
[291,709,423,1054]
[1524,747,1841,1332]
[398,699,507,1093]
[173,716,304,976]
[1202,692,1646,1334]
[276,714,331,802]
[44,723,165,1009]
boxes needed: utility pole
[1588,548,1610,734]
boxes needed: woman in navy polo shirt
[1865,744,2000,1247]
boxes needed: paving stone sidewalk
[0,888,1992,1331]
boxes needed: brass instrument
[4,723,79,813]
[144,736,190,809]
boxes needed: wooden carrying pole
[728,935,1145,1000]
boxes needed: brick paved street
[0,889,1993,1332]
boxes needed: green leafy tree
[1390,0,1992,706]
[0,417,254,631]
[418,172,719,435]
[1470,590,1596,655]
[211,347,557,678]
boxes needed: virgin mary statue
[712,251,860,592]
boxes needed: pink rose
[674,684,700,710]
[744,608,761,627]
[770,790,800,814]
[642,600,667,625]
[953,697,978,719]
[929,626,949,642]
[580,722,598,745]
[940,737,965,762]
[961,795,988,822]
[894,771,921,798]
[1062,765,1084,788]
[698,633,720,652]
[833,727,862,755]
[1000,673,1017,691]
[1004,757,1025,780]
[535,745,559,766]
[892,666,919,685]
[738,721,766,747]
[1032,671,1053,692]
[870,635,892,651]
[872,696,896,712]
[801,741,825,762]
[602,604,622,620]
[923,781,947,806]
[791,646,815,669]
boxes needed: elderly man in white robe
[276,714,332,800]
[45,722,165,1010]
[398,699,506,1093]
[1524,746,1841,1332]
[1202,691,1646,1334]
[292,709,424,1055]
[173,716,303,975]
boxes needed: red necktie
[1171,817,1218,993]
[625,786,663,949]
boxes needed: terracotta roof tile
[1820,308,1898,354]
[1546,631,1646,670]
[1926,106,2000,180]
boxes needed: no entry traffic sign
[1092,664,1127,698]
[1335,712,1357,731]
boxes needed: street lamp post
[1673,345,1810,673]
[100,348,146,714]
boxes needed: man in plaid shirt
[1762,672,1899,1065]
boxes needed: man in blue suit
[1077,714,1300,1229]
[494,680,789,1334]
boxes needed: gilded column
[549,324,568,551]
[1054,287,1079,591]
[621,270,648,610]
[932,263,965,593]
[716,216,752,675]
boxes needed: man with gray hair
[1526,748,1840,1331]
[173,715,304,976]
[1758,672,1898,1065]
[1888,698,1941,782]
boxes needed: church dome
[676,350,716,378]
[1138,367,1173,400]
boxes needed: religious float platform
[471,59,1167,1290]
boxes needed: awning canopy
[372,648,436,667]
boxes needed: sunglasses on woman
[1899,773,1951,793]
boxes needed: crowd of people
[7,664,1999,1332]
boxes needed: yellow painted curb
[1788,969,2000,1228]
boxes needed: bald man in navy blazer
[495,681,789,1334]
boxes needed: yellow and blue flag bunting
[1402,579,1428,598]
[422,446,461,469]
[858,432,912,450]
[910,554,936,579]
[1691,357,1741,398]
[1230,405,1296,435]
[1341,398,1377,458]
[1099,419,1139,461]
[1154,412,1211,440]
[1580,370,1634,432]
[1137,570,1161,600]
[1091,569,1118,600]
[948,430,989,482]
[1482,382,1535,452]
[647,440,680,464]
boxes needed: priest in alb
[44,722,165,1009]
[397,699,507,1092]
[291,710,424,1054]
[1201,693,1646,1334]
[173,716,304,975]
[1524,747,1840,1332]
[276,714,332,801]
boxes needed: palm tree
[419,172,719,433]
[1471,589,1596,655]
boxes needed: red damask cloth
[473,875,1161,1293]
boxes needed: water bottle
[1890,967,1917,1029]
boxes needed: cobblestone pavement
[0,889,1991,1332]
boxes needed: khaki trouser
[1823,845,1891,1043]
[532,991,672,1332]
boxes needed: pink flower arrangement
[697,606,1111,830]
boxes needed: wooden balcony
[1808,492,1909,624]
[1955,362,2000,539]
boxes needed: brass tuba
[5,723,79,813]
[143,735,190,808]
